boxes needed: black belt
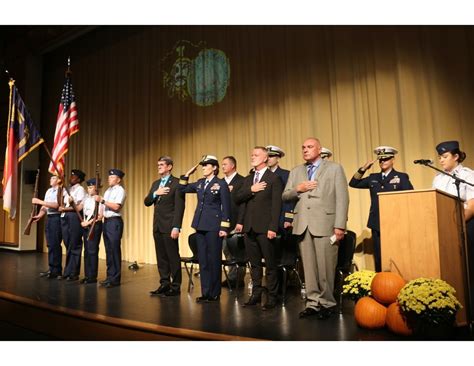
[104,216,122,222]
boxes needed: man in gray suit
[282,138,349,319]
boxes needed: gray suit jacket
[282,159,349,236]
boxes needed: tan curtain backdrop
[39,26,474,269]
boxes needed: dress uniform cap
[374,146,398,160]
[71,169,86,181]
[436,140,459,155]
[199,155,219,166]
[266,145,285,158]
[320,147,333,158]
[86,178,100,187]
[108,168,125,178]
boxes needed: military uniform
[349,146,413,271]
[101,169,126,287]
[81,178,104,284]
[179,155,231,301]
[61,169,86,281]
[433,140,474,314]
[43,184,63,277]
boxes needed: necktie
[307,164,315,180]
[204,180,210,189]
[253,171,260,184]
[159,179,166,188]
[381,174,386,181]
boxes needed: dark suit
[222,173,246,282]
[144,175,185,290]
[349,168,413,271]
[179,175,231,298]
[235,169,283,299]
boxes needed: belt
[104,216,122,222]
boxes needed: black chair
[221,233,248,298]
[277,233,304,306]
[180,233,199,292]
[335,230,358,314]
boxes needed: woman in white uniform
[432,140,474,312]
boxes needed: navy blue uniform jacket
[179,175,231,232]
[349,169,413,231]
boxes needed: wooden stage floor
[0,250,471,341]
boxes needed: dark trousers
[45,215,63,275]
[61,212,83,277]
[154,231,181,290]
[195,230,222,298]
[82,222,102,280]
[372,229,381,272]
[103,217,123,284]
[244,230,278,299]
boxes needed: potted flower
[397,278,462,339]
[342,270,376,302]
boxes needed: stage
[0,249,471,341]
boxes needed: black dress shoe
[299,307,320,318]
[243,295,261,307]
[66,275,79,282]
[104,282,120,288]
[99,279,110,285]
[39,270,51,277]
[46,273,60,279]
[262,298,278,310]
[149,285,170,295]
[207,295,220,302]
[80,277,97,284]
[164,288,181,297]
[196,296,209,303]
[317,306,336,320]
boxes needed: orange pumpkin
[386,302,413,336]
[354,296,387,329]
[371,272,406,304]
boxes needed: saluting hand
[185,164,199,177]
[296,180,318,193]
[362,158,378,171]
[251,181,267,193]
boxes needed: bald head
[302,138,322,163]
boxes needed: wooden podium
[378,188,468,325]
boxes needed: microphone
[414,159,433,165]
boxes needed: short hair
[223,156,237,167]
[254,146,269,155]
[158,156,173,166]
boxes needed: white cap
[321,147,333,158]
[374,146,398,159]
[266,145,285,158]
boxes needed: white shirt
[103,184,126,218]
[254,167,268,183]
[83,195,105,221]
[44,187,60,215]
[61,183,86,217]
[432,164,474,207]
[224,171,237,185]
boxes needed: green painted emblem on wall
[162,41,230,107]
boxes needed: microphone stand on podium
[415,159,474,332]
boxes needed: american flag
[2,80,44,219]
[48,73,79,176]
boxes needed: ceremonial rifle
[87,164,100,241]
